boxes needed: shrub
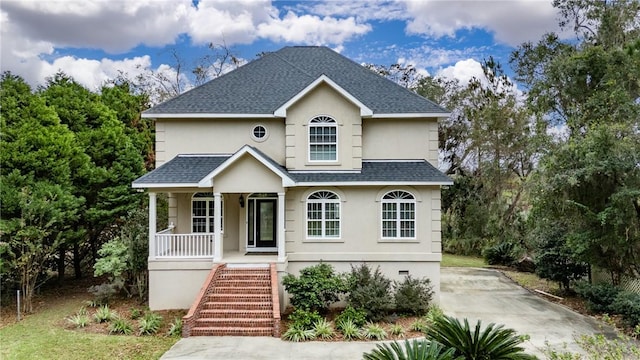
[425,315,536,360]
[282,327,316,342]
[575,282,620,313]
[93,304,116,323]
[346,264,393,322]
[87,282,120,306]
[410,318,427,332]
[362,322,388,340]
[338,318,361,341]
[482,242,517,266]
[389,324,405,338]
[287,308,322,331]
[611,291,640,327]
[167,317,182,337]
[138,312,163,335]
[334,306,367,328]
[312,318,334,339]
[363,339,458,360]
[282,263,345,313]
[130,308,143,320]
[424,305,445,326]
[109,317,134,335]
[67,308,90,328]
[394,276,434,316]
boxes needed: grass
[441,254,487,268]
[502,270,559,294]
[0,295,177,360]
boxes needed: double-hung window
[309,116,337,161]
[192,193,223,233]
[306,191,340,238]
[381,191,415,239]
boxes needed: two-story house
[133,46,451,336]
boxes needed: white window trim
[191,193,224,233]
[380,190,416,240]
[251,124,269,142]
[308,115,338,163]
[305,191,341,240]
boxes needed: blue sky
[1,1,566,93]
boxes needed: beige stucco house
[133,46,452,315]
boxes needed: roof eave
[141,113,278,119]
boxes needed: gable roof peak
[143,46,449,117]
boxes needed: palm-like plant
[363,339,460,360]
[425,316,537,360]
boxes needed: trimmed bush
[611,291,640,327]
[287,308,322,331]
[575,282,620,313]
[334,306,367,328]
[394,276,434,316]
[346,264,393,322]
[282,263,345,312]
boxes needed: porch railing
[154,228,214,258]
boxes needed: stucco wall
[155,118,285,166]
[362,118,439,166]
[148,260,212,310]
[285,186,442,254]
[285,83,362,171]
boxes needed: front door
[247,196,277,249]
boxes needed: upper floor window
[381,191,415,239]
[192,192,223,233]
[306,191,340,238]
[309,116,337,161]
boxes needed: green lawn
[441,253,487,268]
[0,295,178,360]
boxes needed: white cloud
[1,0,191,53]
[257,12,371,44]
[436,58,486,85]
[1,0,374,89]
[39,56,154,91]
[402,0,561,46]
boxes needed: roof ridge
[271,50,315,79]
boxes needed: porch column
[277,192,286,262]
[213,192,222,262]
[148,192,157,259]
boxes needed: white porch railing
[154,228,214,258]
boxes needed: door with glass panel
[247,195,277,249]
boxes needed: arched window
[308,116,337,161]
[306,191,340,238]
[381,191,415,238]
[192,193,223,233]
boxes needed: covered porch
[147,191,287,263]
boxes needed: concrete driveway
[161,267,612,359]
[440,267,615,356]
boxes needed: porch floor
[220,251,281,264]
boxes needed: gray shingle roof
[132,155,227,186]
[144,46,448,116]
[132,152,452,187]
[290,161,452,183]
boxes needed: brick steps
[183,264,280,337]
[190,327,274,336]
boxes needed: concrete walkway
[161,267,613,359]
